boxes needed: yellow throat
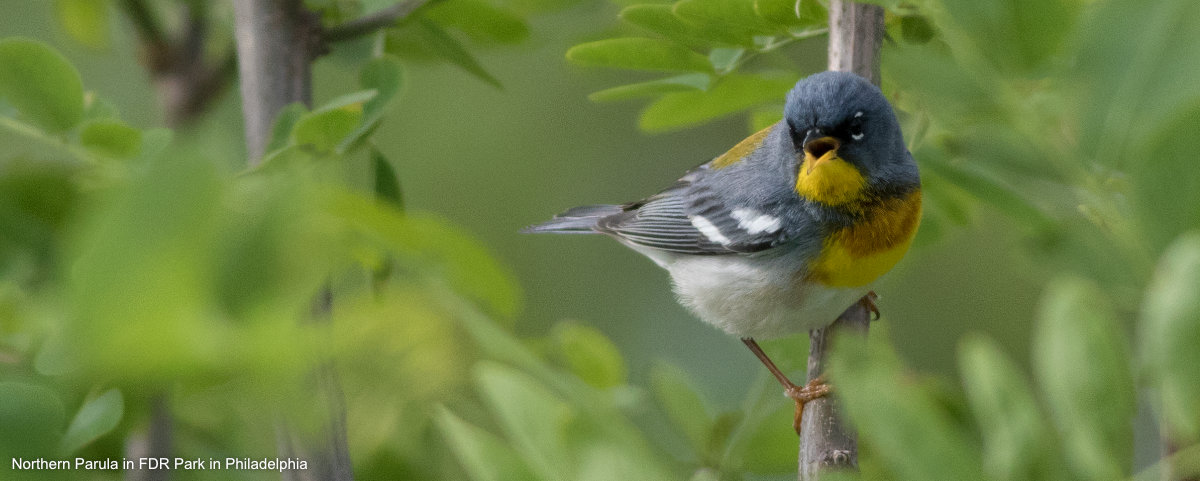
[795,150,867,206]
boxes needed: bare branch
[321,0,431,44]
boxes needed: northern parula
[525,71,921,432]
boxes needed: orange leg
[741,338,832,435]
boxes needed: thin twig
[322,0,431,43]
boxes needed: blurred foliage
[3,0,1200,480]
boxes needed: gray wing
[596,163,805,255]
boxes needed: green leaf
[391,19,502,88]
[552,321,626,389]
[619,4,752,47]
[900,15,935,44]
[359,56,405,122]
[649,361,712,454]
[736,404,796,474]
[424,0,530,44]
[1033,277,1135,480]
[567,38,712,73]
[371,148,403,209]
[266,103,308,154]
[830,335,986,481]
[475,362,573,480]
[640,73,798,132]
[754,0,826,27]
[0,382,65,459]
[79,118,141,158]
[55,0,111,48]
[327,194,521,317]
[291,90,374,152]
[59,388,123,454]
[1139,232,1200,442]
[435,406,545,481]
[0,38,85,132]
[958,335,1049,481]
[673,0,785,37]
[340,56,405,151]
[587,73,711,103]
[708,48,744,73]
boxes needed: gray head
[782,71,915,189]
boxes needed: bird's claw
[785,375,832,435]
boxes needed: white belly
[665,253,867,339]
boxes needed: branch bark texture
[232,3,352,481]
[798,2,885,480]
[232,0,318,161]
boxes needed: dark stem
[321,0,431,44]
[118,0,168,52]
[798,4,885,479]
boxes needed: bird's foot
[860,291,880,321]
[784,375,832,435]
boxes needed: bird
[523,71,921,433]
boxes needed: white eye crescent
[851,132,864,141]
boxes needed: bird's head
[783,71,911,206]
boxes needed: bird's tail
[521,204,623,234]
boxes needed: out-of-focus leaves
[830,334,985,481]
[1132,107,1200,252]
[552,321,626,389]
[359,56,405,122]
[0,382,64,459]
[266,103,307,154]
[900,15,935,44]
[424,0,529,45]
[291,90,374,153]
[619,4,751,47]
[79,118,141,159]
[342,56,405,151]
[54,0,111,49]
[754,0,825,27]
[0,38,84,132]
[639,73,798,131]
[673,0,783,38]
[475,362,573,480]
[326,193,521,317]
[707,47,743,73]
[958,335,1049,481]
[436,406,545,481]
[371,148,403,208]
[734,402,794,474]
[649,361,712,455]
[567,38,712,73]
[1033,277,1134,480]
[939,0,1080,72]
[1139,233,1200,442]
[588,73,710,103]
[386,19,502,88]
[59,388,122,454]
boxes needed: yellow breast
[807,190,922,287]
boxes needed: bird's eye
[848,123,864,141]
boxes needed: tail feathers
[521,204,623,234]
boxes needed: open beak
[803,136,841,174]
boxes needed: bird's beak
[803,136,841,174]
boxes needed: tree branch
[798,2,885,480]
[321,0,431,44]
[232,3,354,481]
